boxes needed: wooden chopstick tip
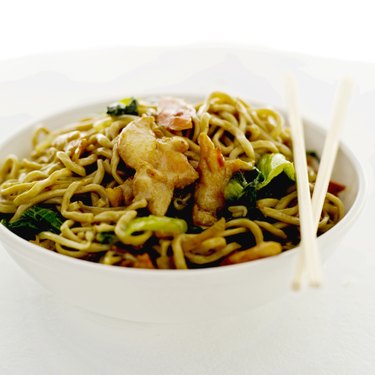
[291,274,322,291]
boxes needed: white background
[1,0,375,63]
[1,1,375,375]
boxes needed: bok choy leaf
[256,153,295,190]
[1,205,63,240]
[107,97,139,116]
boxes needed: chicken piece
[193,133,249,227]
[120,178,134,205]
[118,116,198,216]
[157,97,196,131]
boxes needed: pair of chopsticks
[285,76,353,290]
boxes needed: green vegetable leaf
[224,172,248,202]
[241,182,258,206]
[115,215,188,246]
[224,169,262,207]
[1,205,63,240]
[107,97,138,116]
[97,231,117,244]
[224,153,296,209]
[256,153,295,190]
[124,215,187,235]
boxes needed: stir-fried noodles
[0,92,345,269]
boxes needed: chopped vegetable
[256,153,295,190]
[328,180,346,196]
[224,172,248,202]
[224,153,296,207]
[116,215,188,246]
[224,169,262,206]
[124,215,187,234]
[107,97,138,116]
[97,231,117,244]
[1,205,63,240]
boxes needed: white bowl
[0,97,367,323]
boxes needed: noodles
[0,92,345,269]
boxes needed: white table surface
[0,46,374,375]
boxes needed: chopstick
[311,78,353,226]
[286,76,353,289]
[286,75,322,288]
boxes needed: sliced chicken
[118,116,198,216]
[157,97,196,131]
[193,133,249,227]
